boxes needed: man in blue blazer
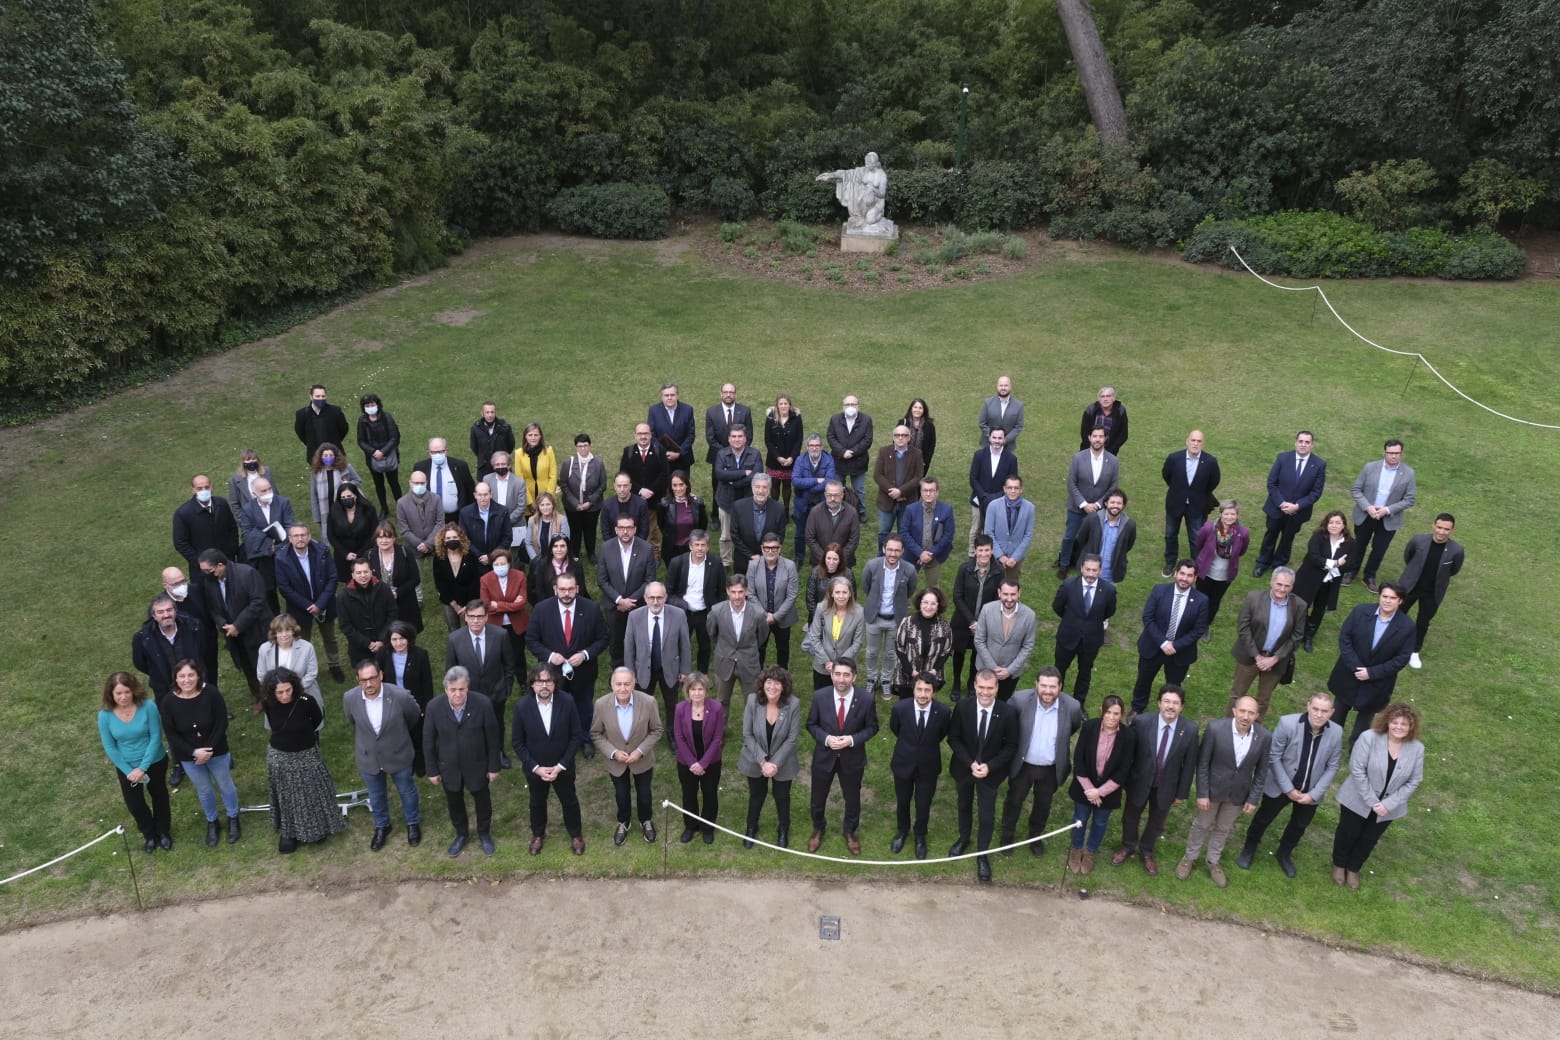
[1326,583,1417,742]
[274,522,343,679]
[900,477,957,593]
[511,663,585,856]
[647,383,697,473]
[1112,684,1199,876]
[888,674,952,859]
[983,475,1035,582]
[967,429,1019,556]
[1254,431,1326,576]
[1131,561,1210,714]
[1160,430,1221,574]
[1051,555,1116,708]
[458,482,511,573]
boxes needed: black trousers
[1132,653,1192,714]
[1197,577,1234,625]
[949,625,976,693]
[686,609,712,673]
[893,770,939,837]
[1054,640,1099,706]
[611,768,655,824]
[1333,805,1392,871]
[444,786,492,837]
[226,636,264,700]
[1258,514,1304,568]
[1400,585,1441,652]
[1349,516,1397,582]
[676,761,721,832]
[566,507,599,560]
[810,760,864,834]
[995,674,1019,701]
[1119,788,1175,855]
[1243,792,1319,853]
[955,776,1000,850]
[115,759,172,840]
[524,768,582,838]
[746,776,792,835]
[758,624,792,670]
[1331,704,1377,746]
[1002,762,1059,841]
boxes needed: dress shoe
[1409,652,1422,669]
[1030,838,1046,858]
[1055,565,1069,580]
[997,833,1014,857]
[581,743,595,759]
[447,834,468,857]
[642,820,657,843]
[1110,847,1134,867]
[1340,573,1355,587]
[776,828,789,848]
[570,836,586,855]
[1252,564,1268,578]
[914,838,928,860]
[1066,848,1082,872]
[498,752,512,770]
[1345,870,1361,890]
[202,820,218,847]
[227,816,242,844]
[680,827,696,844]
[1142,853,1160,876]
[157,834,174,852]
[1362,577,1379,594]
[613,823,629,846]
[143,837,157,854]
[1175,855,1196,880]
[976,856,992,883]
[806,830,824,852]
[1235,845,1256,870]
[407,823,422,847]
[844,831,862,855]
[1209,862,1228,888]
[743,829,756,850]
[169,763,184,788]
[329,664,345,682]
[370,825,391,851]
[1333,865,1347,886]
[279,835,298,854]
[529,835,545,855]
[1080,851,1096,875]
[478,832,495,856]
[1161,566,1174,578]
[1276,849,1297,878]
[702,828,715,844]
[947,838,969,857]
[1302,634,1314,653]
[890,831,907,854]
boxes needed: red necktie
[837,696,847,731]
[563,607,573,644]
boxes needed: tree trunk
[1054,0,1128,144]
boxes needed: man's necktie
[1084,584,1094,612]
[650,612,663,674]
[435,464,445,496]
[918,708,927,734]
[475,635,484,666]
[978,708,989,745]
[1155,725,1171,782]
[837,696,847,731]
[563,608,573,645]
[1167,592,1185,641]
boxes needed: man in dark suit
[598,514,657,667]
[1230,567,1307,720]
[623,583,692,740]
[411,437,476,522]
[1000,666,1082,857]
[729,474,787,578]
[445,601,516,766]
[512,663,585,855]
[704,381,754,511]
[968,428,1019,557]
[1079,385,1128,455]
[1131,561,1210,714]
[197,549,272,702]
[665,532,725,674]
[1073,488,1136,583]
[525,574,609,756]
[1051,554,1117,708]
[458,482,511,572]
[173,474,241,572]
[948,670,1019,883]
[805,657,879,854]
[1326,583,1417,742]
[599,472,652,549]
[648,383,696,472]
[236,476,292,615]
[1396,513,1465,668]
[1254,430,1326,575]
[620,421,671,553]
[870,424,924,552]
[1235,693,1343,878]
[342,660,422,850]
[1160,429,1221,575]
[712,425,763,567]
[423,666,502,857]
[1112,684,1199,876]
[468,401,515,478]
[888,673,952,859]
[1057,428,1120,579]
[294,383,348,466]
[274,522,343,680]
[826,393,874,522]
[161,565,221,682]
[1177,695,1271,888]
[133,594,206,703]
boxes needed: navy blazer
[1052,577,1117,651]
[806,686,879,773]
[1161,449,1221,519]
[525,596,610,682]
[237,495,295,563]
[1136,582,1209,665]
[888,697,951,780]
[511,693,582,771]
[968,447,1019,508]
[665,552,727,614]
[900,500,956,565]
[1326,604,1417,712]
[275,541,339,619]
[458,501,512,564]
[1262,451,1327,523]
[647,401,697,465]
[422,691,502,792]
[1125,712,1199,809]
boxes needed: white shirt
[537,697,554,736]
[1231,719,1253,768]
[364,692,384,734]
[729,606,746,640]
[684,559,708,612]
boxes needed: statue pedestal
[840,222,899,254]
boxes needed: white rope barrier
[662,800,1080,866]
[0,826,125,886]
[1228,245,1560,430]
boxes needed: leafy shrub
[961,160,1046,231]
[1438,231,1527,279]
[1040,133,1181,248]
[546,183,670,239]
[719,222,746,244]
[966,231,1004,254]
[889,167,963,225]
[1000,236,1028,261]
[937,239,969,264]
[1454,159,1547,228]
[1334,159,1441,231]
[708,175,759,220]
[775,219,827,255]
[762,173,840,224]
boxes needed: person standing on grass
[1253,431,1326,577]
[1345,439,1417,593]
[1395,513,1464,670]
[1057,428,1119,580]
[1175,695,1270,889]
[1160,429,1221,577]
[1234,693,1343,879]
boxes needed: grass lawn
[1,232,1556,990]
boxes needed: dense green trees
[2,0,1552,406]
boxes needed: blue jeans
[1164,514,1205,568]
[182,753,239,821]
[876,503,903,553]
[1058,509,1086,569]
[847,473,867,520]
[1070,800,1114,852]
[361,765,421,828]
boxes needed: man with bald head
[173,474,240,572]
[978,375,1025,448]
[412,437,476,521]
[1160,429,1221,577]
[871,424,924,553]
[160,565,221,682]
[1176,695,1271,888]
[237,475,294,616]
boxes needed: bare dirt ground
[3,878,1552,1038]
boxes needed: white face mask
[258,493,274,506]
[169,583,189,600]
[364,405,379,416]
[493,563,510,578]
[411,484,428,496]
[843,406,858,419]
[195,489,213,504]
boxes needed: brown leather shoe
[528,835,545,855]
[1142,854,1159,876]
[1209,862,1228,888]
[1332,865,1346,886]
[570,836,586,855]
[806,830,824,853]
[1066,848,1082,872]
[1345,870,1361,890]
[1109,847,1134,868]
[844,831,862,855]
[1079,851,1095,875]
[1175,855,1195,880]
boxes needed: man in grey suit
[708,574,768,708]
[598,515,658,667]
[746,533,800,671]
[973,580,1037,700]
[445,602,516,767]
[1176,695,1271,888]
[1396,513,1464,669]
[236,476,292,616]
[1000,666,1083,857]
[1229,567,1307,720]
[1057,427,1121,579]
[977,374,1024,448]
[1111,684,1199,876]
[859,535,918,700]
[423,666,502,857]
[623,582,691,739]
[1345,439,1417,592]
[1235,693,1343,878]
[342,660,423,850]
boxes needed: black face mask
[493,467,510,477]
[243,461,259,471]
[444,540,462,550]
[340,497,356,507]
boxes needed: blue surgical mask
[493,563,510,578]
[195,489,212,504]
[364,405,379,416]
[430,452,447,466]
[321,453,335,466]
[411,484,428,496]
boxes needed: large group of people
[103,378,1462,889]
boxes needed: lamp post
[956,84,970,169]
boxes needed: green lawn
[2,233,1556,990]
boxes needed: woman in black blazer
[377,621,434,775]
[432,522,481,628]
[901,398,936,472]
[327,482,379,580]
[1066,694,1135,874]
[529,533,591,602]
[1291,510,1356,653]
[367,521,424,632]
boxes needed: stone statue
[817,152,898,245]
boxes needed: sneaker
[1161,566,1174,578]
[1409,652,1422,669]
[1175,855,1196,880]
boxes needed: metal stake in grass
[119,828,145,912]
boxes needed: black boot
[743,828,756,850]
[227,816,242,844]
[206,821,220,847]
[1302,624,1317,653]
[776,827,789,848]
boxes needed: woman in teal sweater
[98,672,173,852]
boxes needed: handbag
[370,449,399,473]
[1278,652,1296,686]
